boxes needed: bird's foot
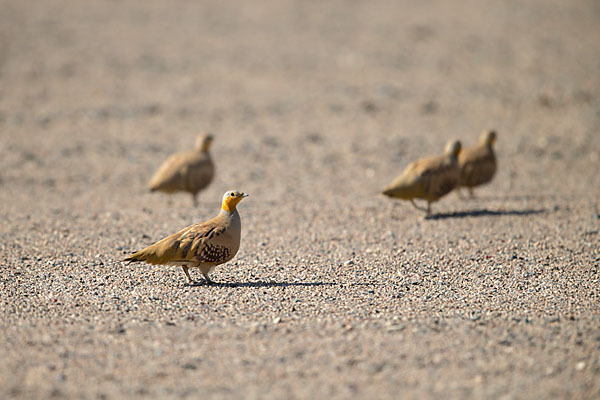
[202,275,216,285]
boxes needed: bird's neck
[220,206,238,216]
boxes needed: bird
[124,190,249,285]
[382,140,462,216]
[458,130,497,197]
[148,134,215,206]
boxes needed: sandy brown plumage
[124,190,248,285]
[458,130,497,197]
[149,134,215,206]
[382,140,462,216]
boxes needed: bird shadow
[185,281,336,289]
[425,208,547,220]
[462,194,562,202]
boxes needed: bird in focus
[382,140,462,216]
[458,130,497,198]
[148,134,215,206]
[124,190,249,285]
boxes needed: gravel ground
[1,0,599,398]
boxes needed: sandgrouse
[382,140,462,216]
[458,130,497,197]
[148,134,215,206]
[124,190,249,285]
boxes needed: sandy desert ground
[1,0,599,398]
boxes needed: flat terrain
[1,0,599,398]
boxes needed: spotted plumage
[382,140,462,216]
[124,190,249,285]
[200,243,231,263]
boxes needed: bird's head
[195,134,214,152]
[221,190,249,214]
[479,130,497,147]
[445,140,462,157]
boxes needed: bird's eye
[230,193,235,197]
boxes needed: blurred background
[1,0,598,214]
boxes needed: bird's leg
[456,187,465,199]
[468,187,475,199]
[409,199,421,211]
[192,193,198,207]
[426,202,431,216]
[409,199,429,213]
[182,266,195,284]
[409,199,419,211]
[202,273,214,285]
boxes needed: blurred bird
[382,140,462,216]
[148,134,215,206]
[458,130,497,197]
[124,190,249,285]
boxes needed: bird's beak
[241,193,249,197]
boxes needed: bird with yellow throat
[124,190,249,285]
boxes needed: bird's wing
[148,152,195,191]
[124,216,230,265]
[426,160,460,198]
[415,153,461,198]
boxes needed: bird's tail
[148,176,162,192]
[381,184,413,199]
[123,251,146,263]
